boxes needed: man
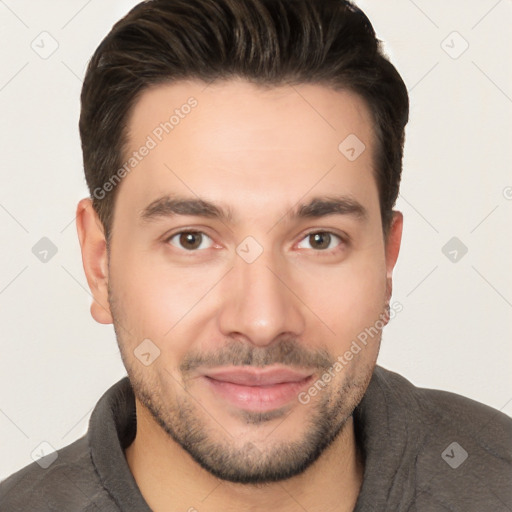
[1,0,511,510]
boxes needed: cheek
[109,248,220,347]
[291,248,387,344]
[108,248,165,333]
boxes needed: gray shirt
[1,366,511,511]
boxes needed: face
[80,79,402,484]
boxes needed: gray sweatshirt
[1,366,511,511]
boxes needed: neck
[125,400,363,512]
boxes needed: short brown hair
[79,0,409,242]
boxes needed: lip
[200,366,315,412]
[203,366,313,386]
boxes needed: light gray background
[1,0,511,479]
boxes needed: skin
[76,78,402,512]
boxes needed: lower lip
[202,375,314,412]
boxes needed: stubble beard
[108,283,378,485]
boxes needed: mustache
[179,337,335,374]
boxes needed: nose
[217,247,306,347]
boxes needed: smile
[200,366,315,412]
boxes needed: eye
[296,231,344,251]
[167,231,214,251]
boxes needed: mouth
[200,366,315,412]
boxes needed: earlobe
[76,198,113,325]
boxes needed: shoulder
[373,365,512,450]
[372,366,512,509]
[0,436,117,512]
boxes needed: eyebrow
[139,194,367,224]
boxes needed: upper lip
[202,366,313,386]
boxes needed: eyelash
[164,229,349,254]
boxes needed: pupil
[181,232,201,249]
[311,232,330,249]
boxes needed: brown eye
[309,232,331,250]
[297,231,343,251]
[168,231,213,251]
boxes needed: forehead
[115,79,379,224]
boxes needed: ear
[76,198,113,324]
[384,211,403,303]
